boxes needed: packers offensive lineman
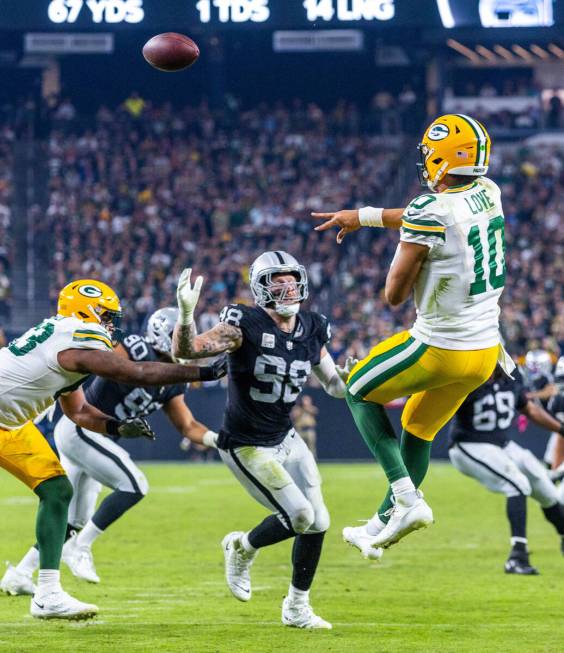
[449,365,564,574]
[2,307,218,593]
[0,281,226,619]
[172,253,353,630]
[313,114,509,557]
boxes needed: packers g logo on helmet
[78,284,103,299]
[417,114,491,191]
[58,279,122,327]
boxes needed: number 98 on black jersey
[217,304,330,449]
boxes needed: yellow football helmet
[57,279,122,328]
[417,114,491,191]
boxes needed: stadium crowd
[0,116,14,321]
[1,96,562,362]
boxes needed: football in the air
[142,33,200,72]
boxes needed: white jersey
[399,177,505,350]
[0,316,113,430]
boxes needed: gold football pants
[347,331,499,440]
[0,421,66,489]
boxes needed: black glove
[110,417,156,440]
[199,356,228,382]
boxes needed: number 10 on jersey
[467,216,506,296]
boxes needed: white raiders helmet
[146,307,179,354]
[249,251,308,318]
[524,349,553,383]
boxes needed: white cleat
[281,597,332,630]
[222,531,256,602]
[30,589,98,620]
[0,563,36,596]
[62,536,100,584]
[342,526,384,561]
[370,492,434,549]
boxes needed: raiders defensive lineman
[172,252,353,630]
[2,307,219,594]
[449,366,564,574]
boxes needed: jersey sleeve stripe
[402,220,446,233]
[401,217,445,228]
[72,333,113,349]
[401,227,446,241]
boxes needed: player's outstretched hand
[312,209,361,244]
[118,417,156,440]
[336,356,359,382]
[199,355,228,382]
[177,268,203,325]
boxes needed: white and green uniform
[0,316,112,430]
[399,176,505,350]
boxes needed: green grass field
[0,462,562,653]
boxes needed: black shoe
[504,557,539,575]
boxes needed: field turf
[0,462,561,652]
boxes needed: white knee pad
[310,504,330,533]
[290,503,315,534]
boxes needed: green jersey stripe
[402,227,446,241]
[402,217,444,228]
[72,335,112,349]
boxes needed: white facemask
[275,302,300,318]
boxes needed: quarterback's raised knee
[311,505,330,533]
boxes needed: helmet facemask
[145,307,179,356]
[251,269,308,318]
[417,143,448,192]
[98,307,123,344]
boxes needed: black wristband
[199,366,214,382]
[558,423,564,436]
[106,419,120,436]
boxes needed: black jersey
[217,304,330,448]
[85,333,185,420]
[450,371,528,447]
[547,392,564,424]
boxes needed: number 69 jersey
[84,334,186,420]
[217,304,331,449]
[0,316,113,430]
[450,371,528,447]
[401,176,505,350]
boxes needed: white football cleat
[281,597,332,630]
[30,589,98,620]
[222,531,256,602]
[342,526,384,561]
[0,563,36,596]
[370,492,433,549]
[62,536,100,584]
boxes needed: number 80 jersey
[217,304,331,448]
[401,176,505,350]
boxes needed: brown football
[142,33,200,72]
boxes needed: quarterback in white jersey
[313,114,507,557]
[0,279,226,620]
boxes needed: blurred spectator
[292,395,319,457]
[123,91,146,119]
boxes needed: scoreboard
[0,0,560,30]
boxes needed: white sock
[16,546,39,575]
[391,477,417,506]
[366,515,386,536]
[76,521,103,549]
[510,536,528,549]
[288,584,309,605]
[240,533,256,554]
[37,569,61,594]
